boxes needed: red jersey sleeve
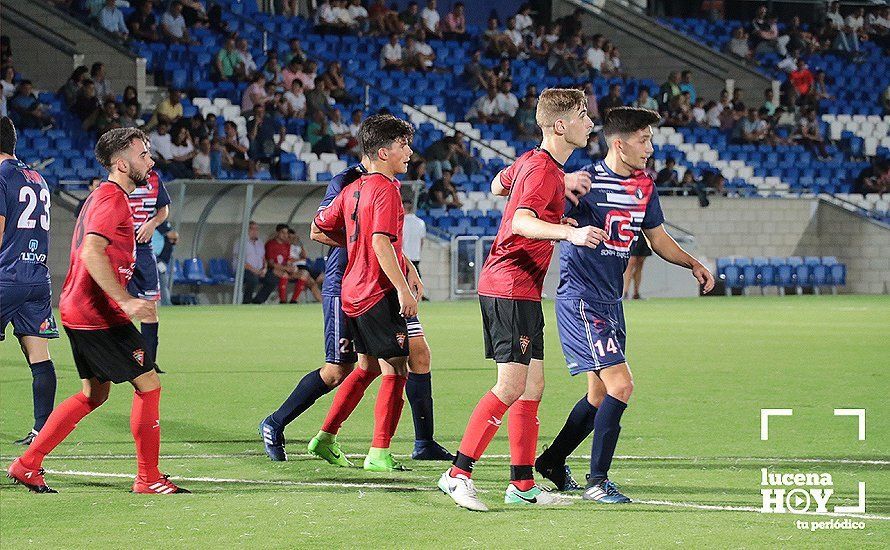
[498,158,521,191]
[515,167,561,218]
[85,189,130,242]
[369,184,401,240]
[314,189,346,232]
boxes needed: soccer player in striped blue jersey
[535,107,715,503]
[0,117,59,447]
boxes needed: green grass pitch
[1,296,888,548]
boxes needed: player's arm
[643,224,715,293]
[310,221,346,247]
[0,215,5,243]
[403,250,424,302]
[564,170,592,205]
[80,234,152,318]
[372,233,416,317]
[490,169,509,196]
[136,204,170,243]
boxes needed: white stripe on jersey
[604,193,639,205]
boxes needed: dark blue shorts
[0,283,59,341]
[127,245,160,301]
[322,294,423,365]
[555,298,627,375]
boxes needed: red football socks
[290,279,305,302]
[450,391,509,478]
[131,388,162,481]
[20,392,102,470]
[277,277,288,303]
[508,399,540,491]
[320,367,380,434]
[371,374,407,448]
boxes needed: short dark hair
[1,116,16,155]
[94,127,148,169]
[359,114,414,156]
[602,107,661,140]
[276,223,290,232]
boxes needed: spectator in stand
[161,1,195,45]
[306,110,336,154]
[99,0,129,40]
[600,82,625,115]
[179,0,209,27]
[305,77,334,117]
[241,74,268,114]
[658,71,681,113]
[762,88,777,116]
[402,200,426,280]
[783,15,819,56]
[733,108,768,145]
[513,92,538,141]
[188,113,208,144]
[380,33,403,70]
[496,79,519,118]
[463,50,489,91]
[706,90,730,128]
[262,51,283,85]
[218,120,254,175]
[205,112,219,139]
[94,100,120,136]
[72,79,101,131]
[405,32,436,73]
[148,119,173,167]
[315,0,343,34]
[776,48,800,73]
[666,91,693,127]
[603,45,625,79]
[348,0,370,34]
[789,59,814,101]
[467,86,501,124]
[281,58,302,91]
[369,0,402,35]
[285,38,306,66]
[347,109,363,152]
[59,66,89,110]
[846,7,869,44]
[284,79,306,118]
[868,6,889,50]
[515,3,534,36]
[794,108,829,159]
[548,39,582,77]
[882,85,890,116]
[286,229,323,303]
[557,7,584,40]
[269,86,290,119]
[493,58,512,84]
[655,157,679,188]
[679,70,696,103]
[529,25,551,61]
[247,102,284,164]
[428,168,462,209]
[727,26,753,60]
[400,2,421,34]
[296,60,318,90]
[732,88,745,110]
[237,38,257,77]
[122,85,139,109]
[633,87,658,111]
[146,87,183,131]
[503,17,527,58]
[278,0,298,17]
[128,0,159,42]
[826,1,860,54]
[118,102,140,128]
[236,221,278,304]
[544,23,561,45]
[91,63,112,104]
[328,108,354,154]
[691,98,706,126]
[484,16,518,58]
[216,37,245,82]
[721,103,744,131]
[207,2,229,34]
[168,125,196,178]
[853,158,889,195]
[421,0,442,38]
[442,2,466,40]
[752,10,789,56]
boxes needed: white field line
[33,469,890,521]
[4,453,887,466]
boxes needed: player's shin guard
[29,360,57,432]
[131,388,162,482]
[450,391,508,478]
[270,368,332,428]
[20,392,102,470]
[371,374,407,448]
[320,367,380,434]
[508,399,539,491]
[141,322,159,368]
[539,395,597,465]
[589,394,627,484]
[406,372,434,442]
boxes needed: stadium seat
[184,258,214,285]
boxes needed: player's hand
[120,297,153,320]
[561,217,578,227]
[136,220,157,244]
[567,225,609,249]
[692,262,715,294]
[406,269,425,302]
[397,288,418,318]
[564,171,592,205]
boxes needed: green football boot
[307,431,354,467]
[363,447,411,472]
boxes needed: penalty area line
[33,469,890,521]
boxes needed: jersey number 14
[17,186,50,231]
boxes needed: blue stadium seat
[184,258,214,284]
[209,258,235,284]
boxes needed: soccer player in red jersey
[311,114,420,471]
[6,128,188,494]
[438,89,608,511]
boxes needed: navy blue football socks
[406,372,434,442]
[540,395,598,464]
[29,360,56,431]
[589,394,628,485]
[141,322,159,368]
[269,368,332,428]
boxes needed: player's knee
[610,380,634,402]
[408,342,431,374]
[493,380,526,405]
[321,363,353,387]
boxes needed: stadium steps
[558,0,771,100]
[6,1,146,95]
